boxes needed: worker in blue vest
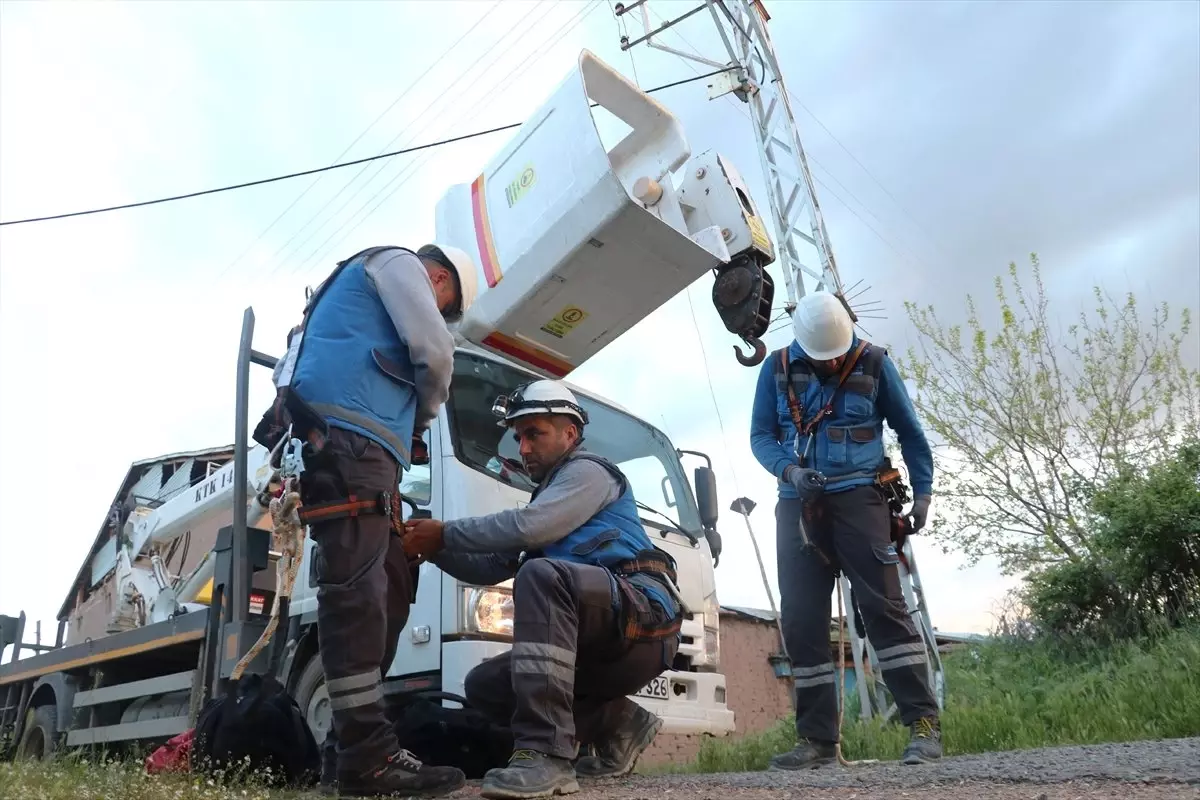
[256,243,479,798]
[402,380,683,800]
[749,290,942,768]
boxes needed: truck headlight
[462,586,514,637]
[703,592,720,671]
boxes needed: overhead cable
[0,68,734,228]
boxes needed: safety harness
[772,341,915,556]
[775,339,869,446]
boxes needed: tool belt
[612,550,685,643]
[296,490,406,534]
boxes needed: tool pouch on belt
[875,457,914,566]
[613,550,685,643]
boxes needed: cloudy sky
[2,0,1197,645]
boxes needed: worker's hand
[402,518,445,559]
[909,495,932,532]
[784,465,826,503]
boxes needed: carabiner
[281,436,306,480]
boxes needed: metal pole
[733,500,787,657]
[230,307,255,626]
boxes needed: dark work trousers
[463,558,678,760]
[300,427,415,775]
[776,485,937,743]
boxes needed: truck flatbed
[0,610,209,688]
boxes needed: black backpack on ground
[390,691,513,779]
[193,673,321,788]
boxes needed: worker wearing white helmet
[748,290,941,768]
[252,242,480,798]
[402,379,683,799]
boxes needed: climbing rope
[230,437,307,681]
[834,582,878,767]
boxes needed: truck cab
[287,344,734,747]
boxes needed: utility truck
[1,49,777,760]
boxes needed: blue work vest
[773,338,888,493]
[527,450,677,619]
[289,247,420,469]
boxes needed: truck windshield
[446,351,702,535]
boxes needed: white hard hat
[418,243,479,322]
[792,291,854,361]
[493,380,589,428]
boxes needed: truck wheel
[16,705,58,761]
[293,656,332,747]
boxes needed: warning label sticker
[540,305,589,339]
[747,214,772,255]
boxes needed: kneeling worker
[402,380,682,799]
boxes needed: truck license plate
[635,676,669,700]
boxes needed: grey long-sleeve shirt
[363,248,456,433]
[442,458,622,554]
[432,457,622,586]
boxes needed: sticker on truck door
[635,675,670,700]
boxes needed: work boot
[574,705,662,778]
[480,749,580,799]
[337,748,466,798]
[901,716,943,765]
[768,738,837,770]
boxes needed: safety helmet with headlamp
[492,380,589,428]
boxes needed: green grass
[691,624,1200,773]
[3,628,1198,793]
[0,752,324,800]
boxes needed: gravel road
[454,737,1200,799]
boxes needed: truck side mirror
[694,466,719,529]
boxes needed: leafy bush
[1024,441,1200,641]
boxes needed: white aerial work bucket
[434,49,730,378]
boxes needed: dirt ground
[454,736,1200,800]
[462,781,1199,800]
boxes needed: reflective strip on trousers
[875,642,928,672]
[511,641,576,684]
[327,668,384,711]
[792,662,836,689]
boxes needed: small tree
[898,254,1199,574]
[1023,441,1200,640]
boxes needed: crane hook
[733,336,767,367]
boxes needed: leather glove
[784,465,826,503]
[909,495,932,532]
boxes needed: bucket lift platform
[435,49,777,379]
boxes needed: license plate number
[635,676,669,700]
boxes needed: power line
[214,0,506,283]
[261,0,552,282]
[284,0,607,286]
[0,67,734,228]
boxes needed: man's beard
[523,460,548,482]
